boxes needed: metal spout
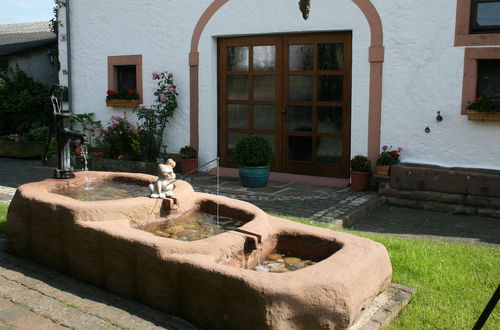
[63,128,87,143]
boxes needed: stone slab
[350,283,414,330]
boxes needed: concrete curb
[351,283,415,330]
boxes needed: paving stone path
[185,174,378,223]
[0,239,196,330]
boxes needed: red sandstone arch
[189,0,384,167]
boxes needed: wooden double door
[218,32,352,177]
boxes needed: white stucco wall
[60,0,500,173]
[374,0,498,169]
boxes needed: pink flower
[159,94,166,100]
[167,72,173,77]
[152,71,159,80]
[168,87,175,92]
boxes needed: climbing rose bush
[133,71,178,160]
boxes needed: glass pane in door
[254,105,275,130]
[288,76,312,101]
[318,75,343,102]
[289,44,313,71]
[253,75,275,101]
[228,104,248,129]
[318,107,342,134]
[318,43,344,70]
[227,47,249,71]
[227,76,249,100]
[288,136,312,161]
[316,137,342,163]
[253,46,276,71]
[288,106,312,132]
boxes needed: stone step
[379,184,500,218]
[379,183,500,209]
[378,163,500,218]
[390,163,500,198]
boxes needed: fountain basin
[6,171,392,329]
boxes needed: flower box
[467,110,500,121]
[106,99,140,108]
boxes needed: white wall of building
[60,0,500,172]
[374,0,497,169]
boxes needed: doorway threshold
[209,167,350,187]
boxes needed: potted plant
[466,96,500,121]
[234,134,273,188]
[179,145,198,175]
[106,89,140,107]
[350,155,371,191]
[376,145,403,176]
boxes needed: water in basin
[135,210,245,241]
[57,182,148,201]
[254,251,317,273]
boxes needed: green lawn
[272,214,500,330]
[0,203,7,234]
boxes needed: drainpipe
[64,0,72,113]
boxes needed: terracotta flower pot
[350,171,371,191]
[180,158,198,175]
[376,165,390,176]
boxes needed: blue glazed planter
[239,165,270,188]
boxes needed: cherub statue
[149,158,176,198]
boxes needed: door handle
[281,107,287,122]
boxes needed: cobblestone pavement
[184,174,377,223]
[350,204,500,247]
[0,158,53,189]
[0,239,196,330]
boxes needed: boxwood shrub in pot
[234,134,273,187]
[350,155,371,191]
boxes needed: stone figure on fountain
[149,159,176,198]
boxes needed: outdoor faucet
[50,85,87,179]
[63,127,87,143]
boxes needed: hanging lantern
[299,0,311,20]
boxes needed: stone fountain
[6,165,392,328]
